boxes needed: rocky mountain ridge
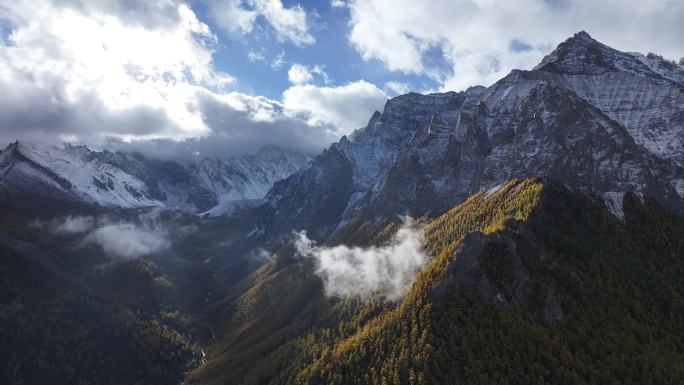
[0,140,310,216]
[258,31,684,240]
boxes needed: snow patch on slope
[8,141,159,208]
[0,141,310,215]
[603,192,625,221]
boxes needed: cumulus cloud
[191,89,338,155]
[287,63,330,85]
[0,0,225,145]
[345,0,684,90]
[206,0,258,35]
[383,81,410,96]
[283,80,388,136]
[207,0,314,45]
[40,0,185,30]
[288,63,314,84]
[0,0,361,157]
[294,220,427,300]
[105,79,387,159]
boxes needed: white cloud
[345,0,684,91]
[294,220,427,300]
[32,214,96,235]
[0,0,354,156]
[84,223,170,259]
[38,212,175,259]
[252,0,313,45]
[247,50,266,62]
[207,0,258,35]
[191,89,338,155]
[287,63,330,85]
[99,87,341,159]
[283,80,387,135]
[383,81,410,95]
[207,0,314,45]
[271,50,286,69]
[0,0,227,144]
[51,215,96,235]
[288,63,314,84]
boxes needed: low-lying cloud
[294,221,427,300]
[37,212,173,259]
[45,215,96,235]
[84,223,170,259]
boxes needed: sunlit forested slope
[192,178,684,385]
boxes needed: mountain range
[0,140,310,216]
[1,31,684,385]
[258,31,684,240]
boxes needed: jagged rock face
[191,145,311,216]
[533,31,684,168]
[366,74,683,217]
[258,32,684,240]
[0,141,310,215]
[430,223,564,322]
[431,230,530,309]
[0,141,158,208]
[95,151,218,212]
[260,145,354,240]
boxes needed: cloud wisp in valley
[294,220,427,300]
[35,212,175,259]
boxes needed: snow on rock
[533,31,684,167]
[603,192,625,221]
[485,183,505,197]
[0,141,160,208]
[258,32,684,240]
[0,141,310,215]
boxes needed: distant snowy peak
[253,144,308,163]
[535,31,684,85]
[0,141,310,215]
[0,141,158,208]
[193,147,310,216]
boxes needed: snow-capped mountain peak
[0,141,310,215]
[257,32,684,240]
[535,31,684,85]
[0,140,159,208]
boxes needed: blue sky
[0,0,681,158]
[193,0,438,99]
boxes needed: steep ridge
[0,141,309,215]
[193,178,684,384]
[0,141,158,208]
[257,32,684,241]
[258,91,482,239]
[533,31,684,167]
